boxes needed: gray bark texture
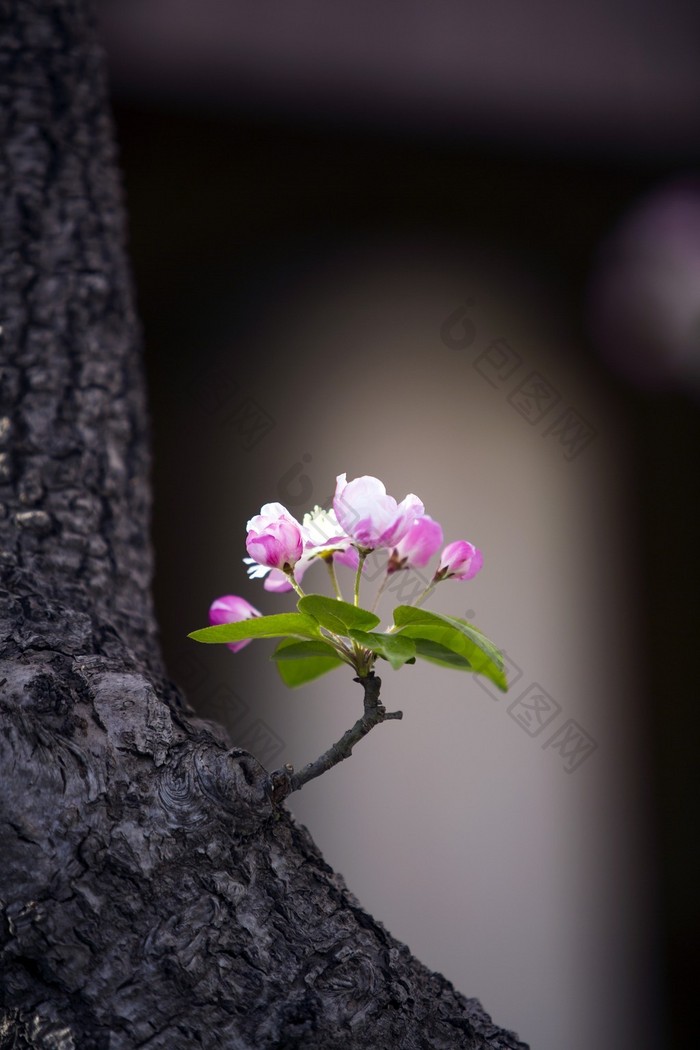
[0,2,529,1047]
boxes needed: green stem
[325,556,343,600]
[370,572,391,613]
[413,581,437,608]
[323,630,356,665]
[384,578,437,633]
[353,550,368,607]
[285,572,306,600]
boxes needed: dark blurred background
[98,2,700,1047]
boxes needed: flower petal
[438,540,484,580]
[333,473,425,549]
[209,595,262,652]
[392,515,443,568]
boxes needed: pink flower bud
[388,515,443,572]
[437,540,483,580]
[209,595,262,653]
[333,472,424,550]
[246,501,304,571]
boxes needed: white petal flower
[243,556,272,580]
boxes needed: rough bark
[0,2,528,1047]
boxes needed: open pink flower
[333,473,424,550]
[209,595,262,653]
[246,502,304,572]
[436,540,483,581]
[388,515,443,572]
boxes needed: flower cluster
[191,471,506,794]
[210,472,483,650]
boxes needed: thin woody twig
[268,672,402,802]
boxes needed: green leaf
[297,594,380,635]
[349,630,416,670]
[392,606,508,691]
[188,612,320,645]
[270,639,343,661]
[272,638,345,687]
[410,638,474,671]
[451,617,505,657]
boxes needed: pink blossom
[244,506,354,591]
[209,595,262,653]
[333,473,424,550]
[436,540,484,581]
[388,515,443,572]
[246,501,304,572]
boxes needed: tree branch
[269,672,402,801]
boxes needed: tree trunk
[0,3,528,1047]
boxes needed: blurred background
[98,2,700,1047]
